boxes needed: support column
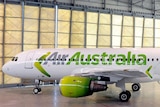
[142,17,145,48]
[152,0,155,15]
[37,1,41,49]
[71,0,75,6]
[153,17,155,48]
[103,0,106,9]
[2,0,6,87]
[96,11,100,48]
[20,0,25,85]
[120,14,124,47]
[84,8,87,48]
[133,15,135,48]
[110,12,113,48]
[54,5,58,48]
[69,8,72,48]
[21,1,24,51]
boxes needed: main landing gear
[116,80,141,102]
[33,79,42,94]
[132,83,141,92]
[119,90,131,102]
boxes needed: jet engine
[59,76,108,97]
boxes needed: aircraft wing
[72,68,148,82]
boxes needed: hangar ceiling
[2,0,160,18]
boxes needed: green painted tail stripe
[34,52,51,77]
[145,66,153,79]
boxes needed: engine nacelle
[59,76,107,97]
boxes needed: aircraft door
[25,51,35,69]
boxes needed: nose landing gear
[33,79,42,94]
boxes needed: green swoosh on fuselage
[145,66,153,79]
[34,52,51,77]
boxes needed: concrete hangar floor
[0,82,160,107]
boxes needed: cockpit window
[12,57,14,61]
[15,57,18,61]
[12,57,18,61]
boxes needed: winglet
[145,66,153,79]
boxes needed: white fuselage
[2,48,160,83]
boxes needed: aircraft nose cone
[2,61,18,77]
[2,63,10,74]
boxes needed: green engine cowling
[59,76,107,98]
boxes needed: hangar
[0,0,160,107]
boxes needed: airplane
[2,48,160,102]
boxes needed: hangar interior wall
[0,2,160,86]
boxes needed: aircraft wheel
[119,91,131,102]
[126,90,131,98]
[33,88,39,94]
[132,83,141,92]
[38,88,41,92]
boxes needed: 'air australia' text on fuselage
[43,51,147,66]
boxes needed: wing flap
[72,68,147,79]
